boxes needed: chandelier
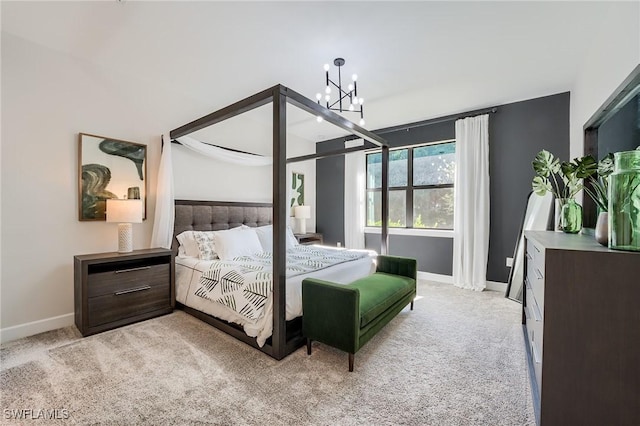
[316,58,365,126]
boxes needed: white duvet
[175,246,376,346]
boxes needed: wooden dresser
[74,248,174,337]
[523,231,640,425]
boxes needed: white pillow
[254,225,299,251]
[193,231,217,260]
[176,231,200,258]
[187,225,247,260]
[287,226,300,248]
[214,228,263,261]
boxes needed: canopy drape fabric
[344,139,366,249]
[176,136,272,166]
[452,114,490,291]
[150,135,175,249]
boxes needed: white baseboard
[417,271,507,293]
[0,312,74,344]
[418,271,453,284]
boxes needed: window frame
[365,139,455,230]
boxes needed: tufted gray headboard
[172,200,272,255]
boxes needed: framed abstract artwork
[290,171,305,214]
[78,133,147,221]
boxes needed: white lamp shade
[106,199,143,223]
[294,205,311,219]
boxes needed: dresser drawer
[88,283,170,328]
[526,238,545,277]
[526,257,545,310]
[525,274,544,393]
[87,264,170,297]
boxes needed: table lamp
[106,199,143,253]
[294,205,311,234]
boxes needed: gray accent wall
[316,92,570,283]
[316,143,345,246]
[365,234,454,275]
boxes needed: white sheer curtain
[344,139,366,249]
[176,136,272,166]
[150,135,175,249]
[452,115,490,291]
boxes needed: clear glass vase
[560,199,582,233]
[609,150,640,251]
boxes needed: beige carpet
[1,281,535,425]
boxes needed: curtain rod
[374,107,498,136]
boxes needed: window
[366,141,455,229]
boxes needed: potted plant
[580,154,614,245]
[531,150,594,233]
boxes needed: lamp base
[117,223,133,253]
[298,218,307,234]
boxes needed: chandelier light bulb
[349,104,355,111]
[352,74,358,81]
[325,94,330,102]
[359,118,365,126]
[324,64,330,71]
[352,97,358,105]
[317,116,323,123]
[359,98,364,105]
[348,84,354,91]
[325,86,331,94]
[316,93,322,100]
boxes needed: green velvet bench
[302,255,417,372]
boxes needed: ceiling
[1,1,629,147]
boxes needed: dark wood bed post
[272,86,288,360]
[381,145,389,255]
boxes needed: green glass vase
[560,199,582,233]
[609,150,640,251]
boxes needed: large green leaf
[532,150,560,177]
[573,155,597,179]
[532,176,552,196]
[598,153,614,177]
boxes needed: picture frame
[290,171,305,214]
[78,133,147,221]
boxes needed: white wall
[570,3,640,159]
[0,33,171,340]
[172,146,272,203]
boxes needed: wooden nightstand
[295,233,323,245]
[74,248,174,337]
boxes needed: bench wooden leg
[349,353,354,372]
[410,300,414,310]
[307,338,312,355]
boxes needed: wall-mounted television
[583,64,640,229]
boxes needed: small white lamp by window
[294,205,311,234]
[106,199,143,253]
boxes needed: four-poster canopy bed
[169,84,390,360]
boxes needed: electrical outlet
[506,257,513,267]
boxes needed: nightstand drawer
[87,264,170,297]
[88,284,170,328]
[295,233,323,245]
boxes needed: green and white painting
[78,133,147,221]
[290,172,304,213]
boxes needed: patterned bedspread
[194,245,368,321]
